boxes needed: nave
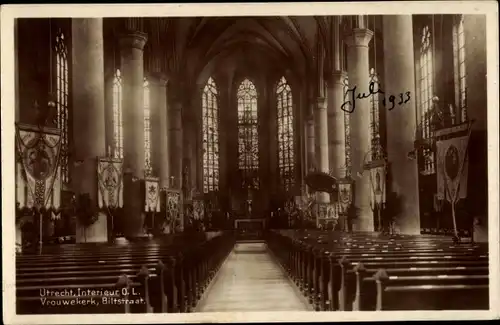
[195,242,311,312]
[16,229,489,314]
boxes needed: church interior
[13,15,490,313]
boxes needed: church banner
[97,157,123,209]
[369,165,386,206]
[15,124,62,210]
[436,135,469,203]
[167,190,181,228]
[193,200,204,220]
[338,182,353,212]
[144,177,160,212]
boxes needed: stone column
[314,97,330,208]
[104,75,115,156]
[149,73,169,188]
[305,111,316,172]
[168,96,183,231]
[345,27,374,232]
[168,98,183,190]
[71,18,107,243]
[463,15,488,242]
[326,71,347,178]
[382,16,420,234]
[120,30,147,237]
[182,120,194,200]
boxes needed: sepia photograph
[1,2,499,324]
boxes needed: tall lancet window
[202,77,220,193]
[343,76,352,177]
[276,76,294,191]
[144,78,152,175]
[369,68,381,161]
[453,14,467,123]
[113,69,124,159]
[417,25,436,174]
[237,79,259,189]
[55,31,69,184]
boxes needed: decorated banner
[436,135,469,203]
[337,182,353,212]
[193,200,204,220]
[97,157,123,209]
[144,177,161,212]
[167,190,181,225]
[15,124,62,210]
[284,199,294,214]
[368,165,387,206]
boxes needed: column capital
[325,70,348,87]
[119,31,148,51]
[315,97,327,110]
[148,72,168,87]
[344,28,373,48]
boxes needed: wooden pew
[266,229,489,311]
[16,232,235,314]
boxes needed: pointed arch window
[112,69,124,159]
[343,76,352,177]
[237,79,259,189]
[55,31,69,184]
[417,25,436,174]
[369,68,382,161]
[276,76,294,191]
[202,77,220,193]
[144,78,152,175]
[453,15,467,123]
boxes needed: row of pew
[16,232,235,314]
[267,229,489,311]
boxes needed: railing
[234,218,266,241]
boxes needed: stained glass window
[112,69,124,159]
[55,31,69,184]
[369,68,382,161]
[144,78,152,175]
[453,15,467,123]
[417,25,436,174]
[276,76,294,191]
[343,76,352,177]
[202,77,220,193]
[237,79,259,189]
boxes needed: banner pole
[39,209,43,247]
[451,199,458,238]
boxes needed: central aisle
[196,242,312,312]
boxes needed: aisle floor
[195,242,312,312]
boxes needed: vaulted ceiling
[106,17,327,92]
[105,16,384,96]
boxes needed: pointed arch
[202,77,220,193]
[112,69,124,159]
[55,30,69,184]
[276,76,294,191]
[237,79,259,189]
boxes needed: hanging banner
[436,135,469,203]
[144,177,160,212]
[338,182,353,212]
[167,190,181,222]
[369,165,387,206]
[15,124,62,210]
[97,157,123,209]
[193,200,204,220]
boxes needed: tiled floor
[196,242,311,312]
